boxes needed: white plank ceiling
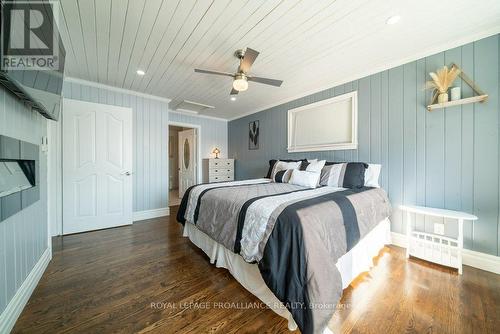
[58,0,500,119]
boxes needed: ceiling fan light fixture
[194,48,283,95]
[233,74,248,91]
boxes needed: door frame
[168,121,202,185]
[47,116,63,238]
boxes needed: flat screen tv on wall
[0,0,65,121]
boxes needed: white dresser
[202,158,234,183]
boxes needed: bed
[177,178,392,334]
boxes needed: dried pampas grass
[426,65,461,94]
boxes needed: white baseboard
[390,232,408,248]
[0,247,51,334]
[391,232,500,275]
[461,248,500,275]
[133,207,170,222]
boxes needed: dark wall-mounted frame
[0,135,40,222]
[249,120,259,150]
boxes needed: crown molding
[228,28,500,122]
[169,109,228,122]
[65,77,227,122]
[65,77,171,103]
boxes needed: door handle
[121,171,132,176]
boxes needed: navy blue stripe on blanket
[258,187,372,334]
[176,184,197,224]
[233,187,315,254]
[330,190,360,251]
[282,187,368,251]
[177,180,240,224]
[193,182,270,224]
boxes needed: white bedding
[183,217,391,332]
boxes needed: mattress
[183,217,391,332]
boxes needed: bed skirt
[183,218,391,333]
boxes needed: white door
[62,99,133,234]
[178,129,197,197]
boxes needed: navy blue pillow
[341,162,367,188]
[274,169,295,183]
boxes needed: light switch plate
[41,136,48,153]
[434,223,445,235]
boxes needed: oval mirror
[183,138,190,169]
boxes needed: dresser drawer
[210,174,234,182]
[209,159,233,169]
[209,166,234,174]
[209,169,233,178]
[203,158,235,183]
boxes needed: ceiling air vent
[168,100,215,114]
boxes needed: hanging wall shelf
[427,63,488,111]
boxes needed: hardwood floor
[13,206,500,333]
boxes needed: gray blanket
[177,179,392,334]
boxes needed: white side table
[399,205,478,274]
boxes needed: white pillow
[364,164,381,187]
[306,159,326,173]
[271,161,301,180]
[289,170,321,188]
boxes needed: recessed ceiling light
[230,96,236,101]
[136,69,145,76]
[386,15,400,25]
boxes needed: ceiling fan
[194,48,283,96]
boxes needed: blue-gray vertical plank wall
[473,37,499,254]
[388,65,404,233]
[403,62,417,235]
[461,43,475,249]
[0,86,48,315]
[228,34,500,256]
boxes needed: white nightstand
[399,205,478,274]
[202,158,234,183]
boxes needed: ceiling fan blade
[248,76,283,87]
[239,48,259,73]
[230,88,239,95]
[194,69,234,77]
